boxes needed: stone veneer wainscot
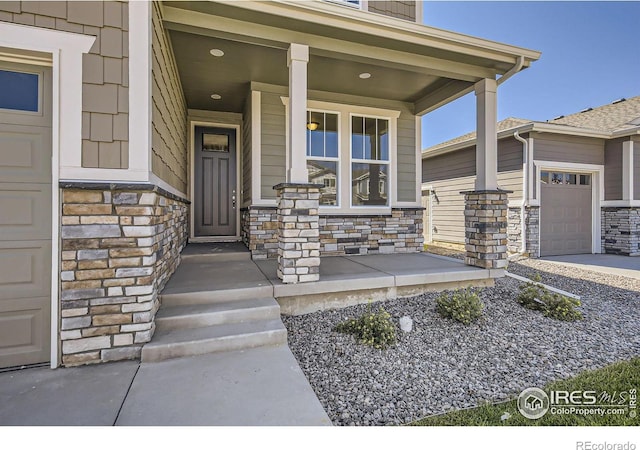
[601,207,640,256]
[59,184,188,366]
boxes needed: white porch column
[287,43,309,183]
[622,139,634,201]
[475,78,498,191]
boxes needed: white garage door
[540,171,592,257]
[0,61,52,369]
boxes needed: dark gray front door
[194,127,237,237]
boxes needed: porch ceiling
[162,0,540,115]
[169,30,442,113]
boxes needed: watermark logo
[517,387,637,420]
[517,387,550,419]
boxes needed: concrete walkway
[541,254,640,280]
[0,345,331,426]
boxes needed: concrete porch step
[155,298,281,332]
[141,318,288,363]
[160,285,274,307]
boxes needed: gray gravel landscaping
[282,259,640,426]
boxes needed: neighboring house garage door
[540,171,592,256]
[0,61,52,369]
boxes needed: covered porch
[156,1,541,282]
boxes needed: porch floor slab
[165,247,500,315]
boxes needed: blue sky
[420,1,640,149]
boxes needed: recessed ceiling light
[359,72,371,79]
[210,94,222,100]
[209,49,225,57]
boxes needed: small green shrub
[530,272,542,283]
[516,283,583,321]
[436,288,484,325]
[544,294,583,321]
[334,306,396,349]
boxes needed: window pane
[364,117,376,160]
[0,70,39,112]
[565,173,577,185]
[540,171,549,184]
[308,160,338,206]
[579,174,591,185]
[308,111,324,157]
[351,116,364,159]
[352,163,388,206]
[551,173,563,184]
[377,119,389,161]
[325,113,338,158]
[202,133,229,152]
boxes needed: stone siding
[275,184,321,283]
[241,207,279,259]
[463,191,509,269]
[60,186,188,366]
[241,207,424,259]
[524,206,540,258]
[602,207,640,256]
[319,209,423,256]
[507,206,522,253]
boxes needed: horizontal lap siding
[242,97,252,206]
[260,92,286,200]
[397,114,416,203]
[634,137,640,200]
[423,137,524,244]
[533,133,605,165]
[151,3,187,193]
[428,175,474,243]
[367,1,416,22]
[604,138,624,201]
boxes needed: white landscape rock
[399,316,413,333]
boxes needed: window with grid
[351,115,389,206]
[306,110,339,206]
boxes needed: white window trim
[349,112,393,209]
[306,107,341,209]
[533,160,604,255]
[0,21,95,369]
[281,97,400,214]
[0,63,44,116]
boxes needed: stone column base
[462,189,510,269]
[274,183,322,283]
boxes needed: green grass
[411,358,640,426]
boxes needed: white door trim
[189,121,242,242]
[533,160,604,255]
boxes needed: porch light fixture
[209,49,225,57]
[210,94,222,100]
[358,72,371,79]
[306,121,319,131]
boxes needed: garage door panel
[0,301,49,368]
[0,183,51,240]
[0,242,51,300]
[541,178,592,257]
[0,124,51,183]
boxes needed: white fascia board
[422,122,615,159]
[224,0,541,64]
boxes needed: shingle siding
[150,2,188,193]
[367,1,416,22]
[0,1,130,169]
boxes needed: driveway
[541,254,640,280]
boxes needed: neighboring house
[422,96,640,257]
[0,0,539,368]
